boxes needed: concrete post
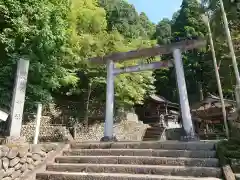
[205,17,229,138]
[33,103,42,144]
[9,59,29,137]
[173,49,195,138]
[219,0,240,112]
[101,60,115,141]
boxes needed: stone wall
[21,124,67,142]
[22,119,149,142]
[23,115,52,126]
[75,120,149,141]
[0,143,58,180]
[21,109,141,142]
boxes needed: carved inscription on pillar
[9,59,29,137]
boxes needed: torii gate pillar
[100,60,115,142]
[173,49,195,140]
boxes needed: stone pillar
[173,49,195,140]
[9,59,29,138]
[101,60,117,142]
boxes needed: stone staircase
[36,141,223,180]
[142,124,166,141]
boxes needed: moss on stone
[217,138,240,166]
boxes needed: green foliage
[99,0,155,39]
[65,0,156,108]
[155,0,239,103]
[0,0,71,110]
[154,0,210,102]
[0,0,157,113]
[217,138,240,165]
[154,18,172,45]
[200,0,240,97]
[1,0,239,118]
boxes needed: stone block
[28,164,34,170]
[4,167,14,177]
[14,163,22,170]
[2,177,12,180]
[26,157,33,164]
[0,146,9,157]
[2,157,9,170]
[20,156,27,164]
[7,147,18,159]
[20,163,28,172]
[4,136,26,145]
[32,154,42,161]
[0,169,5,179]
[11,170,21,179]
[33,160,42,167]
[18,146,29,158]
[9,157,20,167]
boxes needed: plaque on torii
[89,39,206,142]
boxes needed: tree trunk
[83,82,92,131]
[199,82,204,101]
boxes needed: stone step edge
[47,163,221,170]
[36,171,222,180]
[72,141,217,145]
[55,156,219,167]
[55,155,219,161]
[64,149,216,158]
[71,141,216,150]
[46,163,222,178]
[66,148,217,151]
[65,149,216,154]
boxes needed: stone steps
[138,126,164,141]
[55,156,219,167]
[45,163,222,177]
[145,128,165,133]
[36,171,222,180]
[144,132,163,136]
[142,138,160,141]
[71,141,216,150]
[36,140,222,180]
[64,149,216,158]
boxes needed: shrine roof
[191,94,236,111]
[149,94,179,107]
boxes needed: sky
[127,0,182,24]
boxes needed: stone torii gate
[89,39,206,141]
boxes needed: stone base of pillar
[179,127,199,141]
[100,136,118,142]
[180,124,200,141]
[180,134,199,141]
[180,136,199,141]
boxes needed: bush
[217,138,240,166]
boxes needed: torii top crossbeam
[89,39,206,64]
